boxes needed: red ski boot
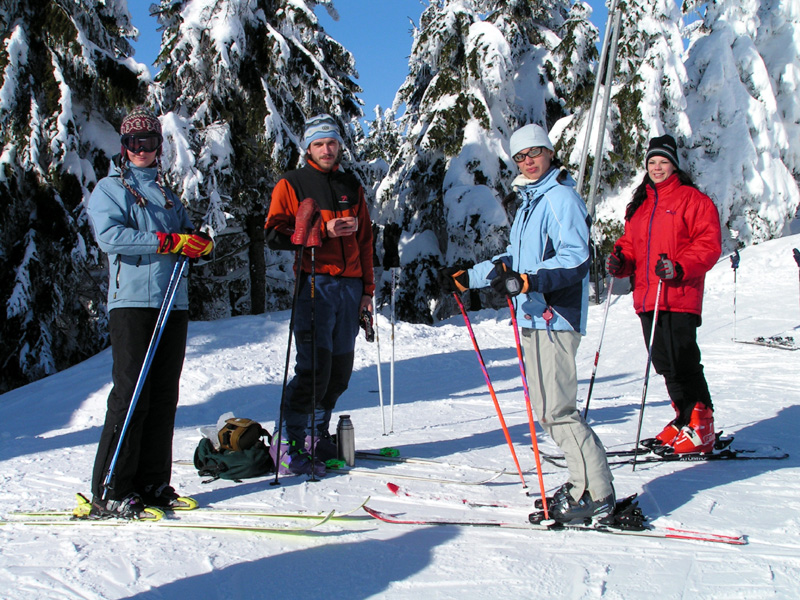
[653,403,680,447]
[671,403,715,454]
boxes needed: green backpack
[193,431,275,482]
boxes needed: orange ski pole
[453,292,527,488]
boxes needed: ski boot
[272,439,325,477]
[305,432,338,462]
[534,482,574,510]
[141,483,198,511]
[546,488,615,525]
[670,403,715,454]
[650,402,681,448]
[84,492,164,521]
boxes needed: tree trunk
[246,214,266,314]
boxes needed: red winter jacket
[613,173,721,316]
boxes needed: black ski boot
[87,492,163,520]
[547,489,615,524]
[141,483,198,511]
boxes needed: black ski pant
[639,310,713,427]
[91,308,188,500]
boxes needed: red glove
[156,232,213,258]
[156,232,187,254]
[182,232,214,258]
[291,198,322,248]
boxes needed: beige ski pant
[522,328,613,502]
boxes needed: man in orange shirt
[265,114,374,476]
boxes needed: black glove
[655,256,683,281]
[490,261,527,297]
[606,245,625,276]
[438,266,469,294]
[359,307,375,342]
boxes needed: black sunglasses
[122,134,162,153]
[512,147,546,163]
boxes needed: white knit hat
[509,124,554,157]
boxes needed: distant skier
[86,106,212,519]
[265,114,375,476]
[439,124,615,524]
[606,134,722,454]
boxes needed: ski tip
[143,507,165,521]
[386,483,401,494]
[172,496,199,511]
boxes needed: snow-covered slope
[1,235,799,599]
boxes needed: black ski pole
[730,249,740,341]
[102,256,188,499]
[793,248,800,320]
[308,245,318,481]
[583,274,614,419]
[632,255,666,472]
[271,247,303,486]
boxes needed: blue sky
[128,1,608,121]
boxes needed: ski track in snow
[1,235,799,599]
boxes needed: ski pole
[583,275,614,420]
[374,295,386,435]
[632,256,666,472]
[453,292,527,488]
[309,246,319,481]
[271,247,304,486]
[389,267,396,433]
[793,248,800,320]
[732,252,738,340]
[505,295,548,516]
[102,256,188,499]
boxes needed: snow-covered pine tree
[753,0,800,182]
[0,0,149,392]
[374,0,575,323]
[553,0,689,253]
[682,0,800,248]
[153,0,363,318]
[548,1,598,114]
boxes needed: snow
[1,234,800,599]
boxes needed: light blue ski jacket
[468,167,590,334]
[87,164,194,310]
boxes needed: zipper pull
[543,306,554,342]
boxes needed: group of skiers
[84,106,721,524]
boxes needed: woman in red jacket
[607,134,722,454]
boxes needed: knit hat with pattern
[302,114,343,150]
[120,106,162,137]
[645,134,679,168]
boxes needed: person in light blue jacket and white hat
[440,123,614,524]
[86,106,213,520]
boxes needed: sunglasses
[512,147,546,163]
[122,134,162,153]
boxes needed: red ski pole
[505,295,549,518]
[453,292,528,488]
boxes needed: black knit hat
[645,134,679,168]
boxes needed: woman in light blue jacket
[440,124,614,524]
[86,107,212,520]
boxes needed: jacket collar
[647,172,681,197]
